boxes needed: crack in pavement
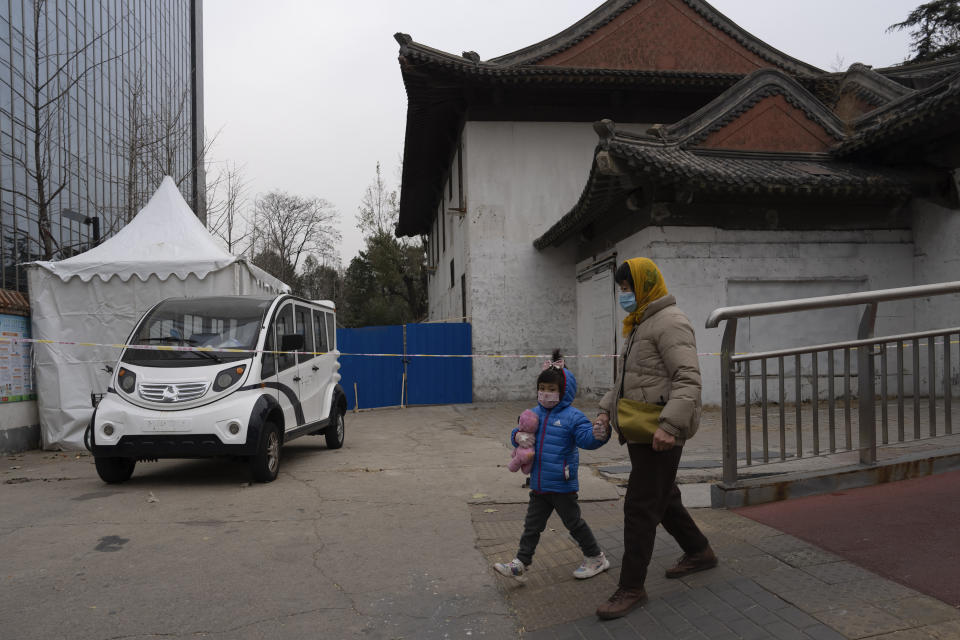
[310,519,365,622]
[296,461,503,474]
[5,476,80,484]
[0,516,333,537]
[97,605,357,640]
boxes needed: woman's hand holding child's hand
[593,413,611,440]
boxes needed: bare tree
[250,190,341,284]
[356,161,399,238]
[829,53,846,73]
[148,86,191,182]
[0,0,118,259]
[140,84,216,222]
[106,73,202,232]
[206,161,250,253]
[115,73,152,225]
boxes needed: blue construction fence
[335,322,472,410]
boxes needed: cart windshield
[121,297,274,366]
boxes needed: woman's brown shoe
[665,546,718,579]
[596,587,648,620]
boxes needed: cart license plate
[144,418,191,432]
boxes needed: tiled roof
[489,0,823,77]
[393,0,826,238]
[533,127,915,249]
[610,142,911,197]
[0,289,30,316]
[832,63,912,110]
[651,69,846,147]
[394,4,958,240]
[835,70,960,157]
[395,34,746,87]
[874,54,960,89]
[394,29,747,237]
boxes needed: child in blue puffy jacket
[493,351,611,583]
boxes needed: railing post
[858,303,878,465]
[720,318,739,484]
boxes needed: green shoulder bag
[613,330,663,444]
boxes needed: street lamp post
[60,209,101,247]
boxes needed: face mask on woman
[619,292,637,313]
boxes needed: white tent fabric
[26,177,290,450]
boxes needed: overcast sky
[203,0,920,266]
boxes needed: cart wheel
[324,406,345,450]
[94,457,136,483]
[251,422,281,482]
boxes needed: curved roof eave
[836,70,960,157]
[651,69,847,146]
[534,123,917,250]
[396,35,746,86]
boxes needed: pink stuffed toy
[508,409,539,474]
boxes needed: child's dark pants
[516,491,601,566]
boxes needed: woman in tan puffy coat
[594,258,717,621]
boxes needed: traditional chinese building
[394,0,960,403]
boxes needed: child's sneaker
[493,558,527,582]
[573,551,610,579]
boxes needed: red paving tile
[735,469,960,607]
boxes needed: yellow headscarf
[621,257,669,337]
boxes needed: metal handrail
[706,281,960,328]
[706,280,960,485]
[732,327,960,363]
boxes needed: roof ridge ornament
[461,51,480,63]
[593,119,617,145]
[394,32,413,46]
[836,62,912,108]
[646,123,666,140]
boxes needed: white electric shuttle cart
[88,295,346,483]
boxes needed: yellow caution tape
[5,337,957,360]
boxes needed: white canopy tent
[26,177,289,450]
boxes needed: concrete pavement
[2,401,957,639]
[2,404,531,639]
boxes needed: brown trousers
[618,443,710,590]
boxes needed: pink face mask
[538,391,560,408]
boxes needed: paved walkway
[461,401,960,639]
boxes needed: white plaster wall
[426,142,470,324]
[461,121,626,401]
[911,196,960,397]
[0,400,40,452]
[0,401,39,431]
[912,197,960,328]
[578,227,916,406]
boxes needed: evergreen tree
[299,254,344,308]
[339,163,427,327]
[889,0,960,63]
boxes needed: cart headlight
[213,365,246,392]
[117,368,136,394]
[102,423,115,437]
